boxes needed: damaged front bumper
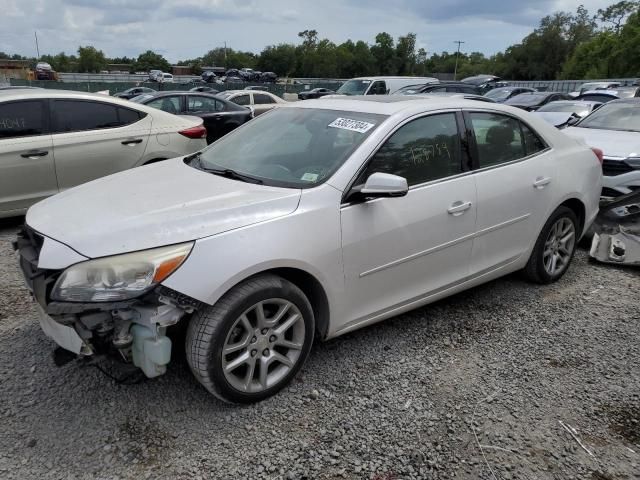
[590,191,640,266]
[14,226,201,378]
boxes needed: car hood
[27,158,302,258]
[563,127,640,158]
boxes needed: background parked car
[460,75,506,92]
[113,87,156,100]
[570,81,622,97]
[395,81,480,95]
[158,73,174,83]
[484,86,537,102]
[216,90,287,116]
[190,86,220,94]
[533,100,602,128]
[564,98,640,198]
[505,92,573,111]
[132,91,252,144]
[574,91,621,103]
[244,86,268,91]
[298,88,336,100]
[418,92,497,103]
[0,90,206,217]
[260,72,277,83]
[336,76,439,96]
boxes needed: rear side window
[187,96,221,113]
[0,100,46,138]
[146,96,181,114]
[362,113,462,186]
[253,94,276,105]
[53,100,138,133]
[468,112,545,168]
[231,94,251,106]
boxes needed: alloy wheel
[221,299,305,393]
[543,217,576,276]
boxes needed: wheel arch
[558,197,586,235]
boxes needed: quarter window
[53,100,140,133]
[522,123,546,155]
[361,113,462,186]
[0,101,46,138]
[468,112,526,168]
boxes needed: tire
[185,274,315,403]
[523,206,579,284]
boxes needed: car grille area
[602,158,635,177]
[13,226,61,308]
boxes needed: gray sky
[0,0,615,62]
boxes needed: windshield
[130,94,154,103]
[507,93,548,105]
[336,79,371,96]
[195,108,386,187]
[395,84,426,95]
[485,88,514,100]
[577,102,640,132]
[537,102,591,116]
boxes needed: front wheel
[523,206,579,284]
[185,274,315,403]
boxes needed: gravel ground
[0,216,639,480]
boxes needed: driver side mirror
[348,172,409,202]
[567,116,580,126]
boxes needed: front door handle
[20,150,48,159]
[121,138,143,146]
[447,201,473,216]
[533,177,551,189]
[214,115,222,120]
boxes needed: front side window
[361,113,462,186]
[53,100,126,133]
[367,81,387,95]
[0,100,46,138]
[469,112,527,167]
[196,108,385,188]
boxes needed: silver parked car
[216,90,286,116]
[17,96,601,403]
[0,90,207,217]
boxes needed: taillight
[591,147,604,165]
[179,125,207,139]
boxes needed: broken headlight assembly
[51,242,194,302]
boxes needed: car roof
[608,98,640,104]
[0,89,143,103]
[545,100,601,106]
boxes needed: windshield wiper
[201,165,263,184]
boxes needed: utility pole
[453,40,465,80]
[34,31,40,60]
[224,41,227,70]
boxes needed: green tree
[371,32,397,75]
[77,46,107,73]
[132,50,171,73]
[597,1,640,32]
[396,33,417,75]
[257,44,297,76]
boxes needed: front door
[340,112,477,330]
[0,99,57,214]
[465,111,556,275]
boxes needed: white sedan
[17,96,601,403]
[0,90,207,217]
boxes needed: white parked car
[216,90,286,116]
[0,90,207,217]
[159,73,174,83]
[17,97,601,403]
[564,99,640,198]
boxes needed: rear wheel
[185,274,314,403]
[523,206,578,284]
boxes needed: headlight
[51,242,193,302]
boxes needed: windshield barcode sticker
[328,118,375,133]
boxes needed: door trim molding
[359,213,530,278]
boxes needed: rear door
[465,110,556,275]
[0,99,57,213]
[186,95,233,143]
[50,99,151,190]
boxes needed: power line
[453,40,465,80]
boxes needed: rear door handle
[20,150,48,159]
[121,138,143,146]
[533,177,551,189]
[447,201,473,216]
